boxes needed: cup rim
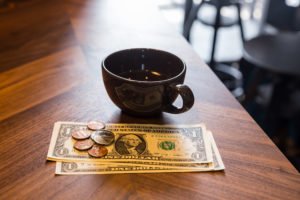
[102,48,186,84]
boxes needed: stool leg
[183,2,203,41]
[183,0,193,25]
[250,0,257,19]
[243,67,265,106]
[264,76,290,149]
[236,3,245,43]
[210,5,221,67]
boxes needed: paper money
[128,131,224,170]
[209,131,225,171]
[47,122,212,164]
[55,131,225,175]
[55,162,211,175]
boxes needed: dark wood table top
[243,32,300,77]
[0,0,299,199]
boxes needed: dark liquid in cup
[119,70,168,81]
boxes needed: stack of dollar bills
[47,122,225,175]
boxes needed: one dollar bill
[55,131,225,175]
[47,122,212,164]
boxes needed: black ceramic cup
[102,48,194,116]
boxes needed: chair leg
[183,2,203,42]
[236,3,245,43]
[209,5,221,67]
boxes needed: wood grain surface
[0,0,299,199]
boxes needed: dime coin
[74,139,94,151]
[87,121,105,130]
[71,129,92,140]
[88,144,108,158]
[91,130,115,145]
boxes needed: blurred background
[154,0,300,171]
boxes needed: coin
[88,144,108,158]
[91,130,115,145]
[71,129,92,140]
[87,121,105,130]
[74,139,94,151]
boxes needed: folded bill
[55,131,225,175]
[47,122,212,164]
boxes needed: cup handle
[163,84,194,114]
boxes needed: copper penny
[71,129,92,140]
[91,130,115,146]
[74,139,94,151]
[88,144,108,158]
[87,121,105,131]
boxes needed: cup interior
[103,48,185,82]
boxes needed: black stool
[183,0,245,67]
[183,0,245,101]
[241,33,300,164]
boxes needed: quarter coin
[91,130,115,145]
[88,144,108,158]
[72,129,92,140]
[74,139,94,151]
[87,121,105,130]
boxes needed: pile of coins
[71,121,115,158]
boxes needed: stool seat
[207,0,238,7]
[243,33,300,77]
[198,12,238,27]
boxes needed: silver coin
[91,130,115,145]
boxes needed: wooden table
[0,0,299,199]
